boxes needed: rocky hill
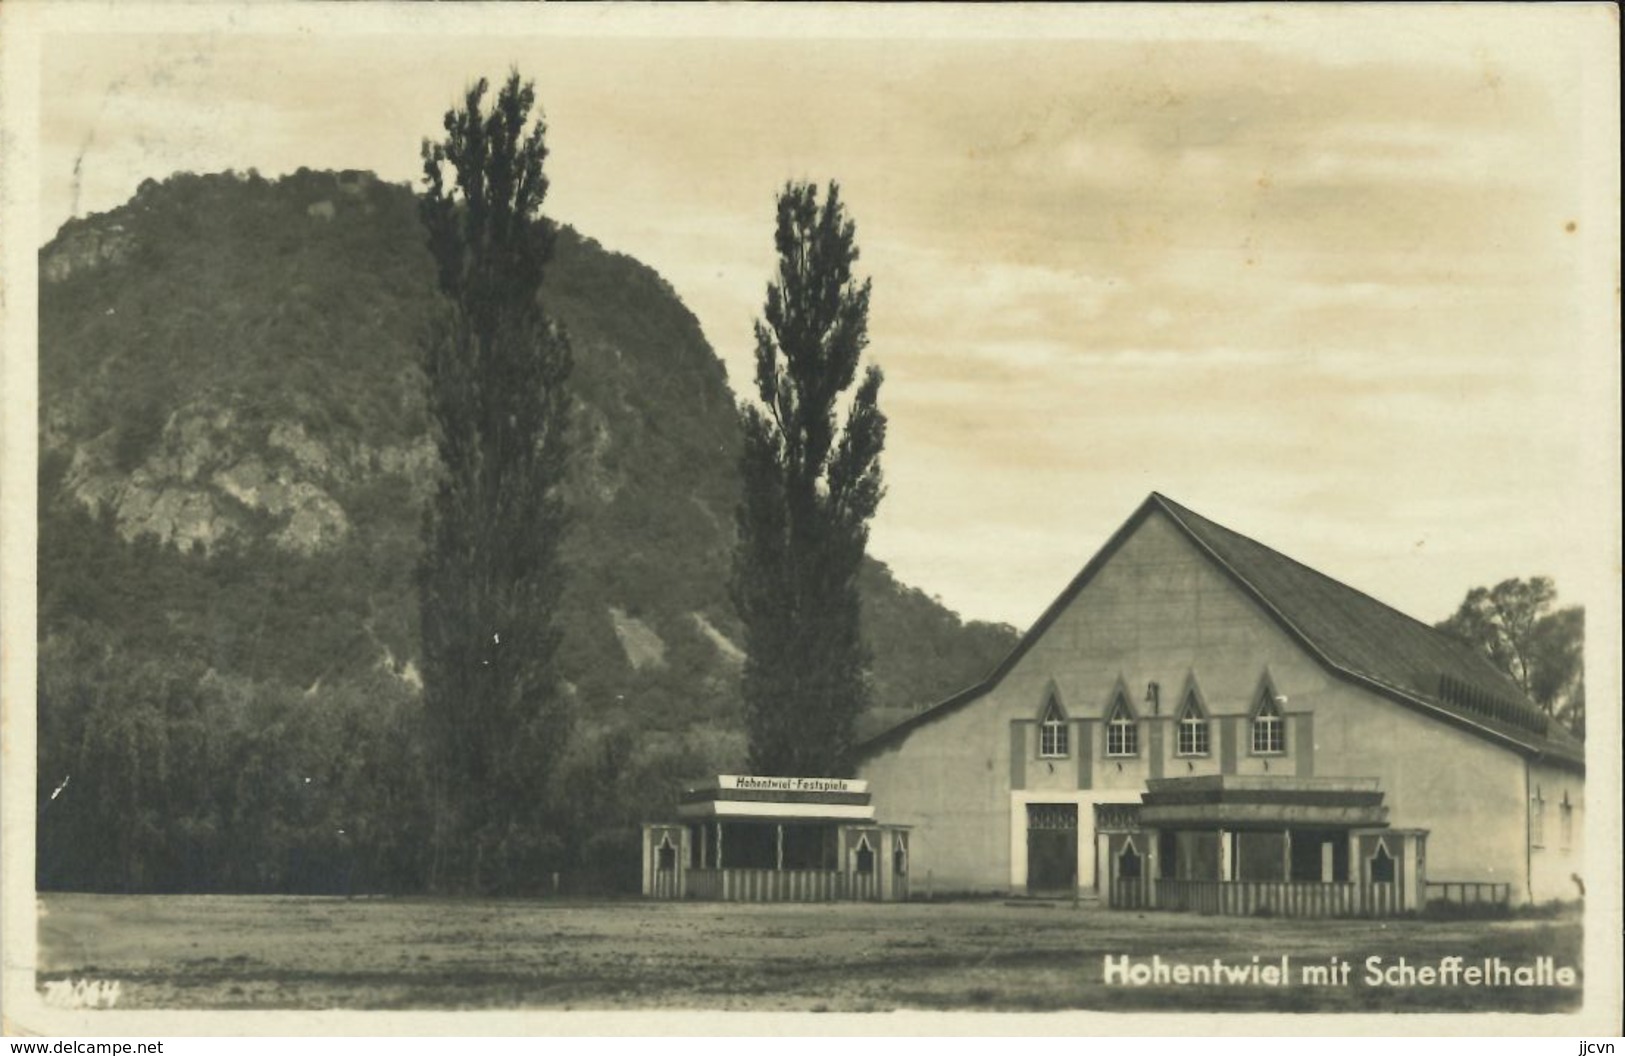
[35,169,1017,892]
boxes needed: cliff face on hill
[36,169,1017,892]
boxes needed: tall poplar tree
[732,181,887,777]
[418,72,574,891]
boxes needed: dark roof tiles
[1153,494,1582,766]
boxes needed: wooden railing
[1142,879,1402,917]
[848,870,879,902]
[684,868,722,900]
[1425,881,1510,906]
[650,867,682,900]
[1110,876,1151,909]
[675,868,880,902]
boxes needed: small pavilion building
[642,776,910,902]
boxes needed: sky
[18,3,1621,632]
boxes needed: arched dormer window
[1177,692,1210,756]
[1039,696,1069,758]
[1251,689,1285,755]
[1106,694,1138,757]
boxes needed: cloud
[33,19,1608,626]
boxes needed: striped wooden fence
[1110,876,1151,909]
[1149,879,1402,917]
[678,868,881,902]
[649,866,682,900]
[1425,881,1510,907]
[686,868,723,901]
[847,870,880,902]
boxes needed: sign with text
[716,775,867,794]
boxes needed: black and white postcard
[2,1,1619,1040]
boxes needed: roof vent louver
[1436,673,1547,736]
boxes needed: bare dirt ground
[35,893,1581,1013]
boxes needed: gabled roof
[855,493,1584,772]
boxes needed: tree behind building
[732,182,887,777]
[1436,576,1585,737]
[418,72,575,891]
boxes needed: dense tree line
[37,621,432,893]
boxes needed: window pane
[1252,693,1284,753]
[1039,700,1068,757]
[1106,699,1135,756]
[1178,712,1208,755]
[1107,705,1137,756]
[1041,722,1062,756]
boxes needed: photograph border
[3,1,1620,1038]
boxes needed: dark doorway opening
[1158,830,1178,880]
[1289,828,1350,882]
[1026,803,1078,894]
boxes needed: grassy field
[35,893,1582,1013]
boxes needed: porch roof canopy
[1139,775,1387,829]
[677,774,876,822]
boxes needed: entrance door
[1026,803,1078,894]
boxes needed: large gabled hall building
[852,493,1585,910]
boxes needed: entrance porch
[1102,775,1427,917]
